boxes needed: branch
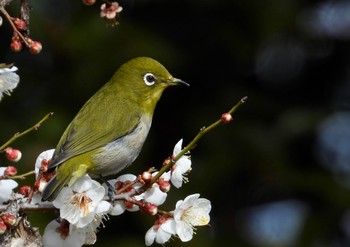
[151,96,248,183]
[0,112,54,151]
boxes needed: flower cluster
[0,4,42,54]
[33,139,210,246]
[83,0,123,26]
[0,133,213,245]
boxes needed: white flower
[142,172,170,206]
[0,65,19,102]
[170,139,192,188]
[42,220,85,247]
[107,174,142,216]
[34,149,55,178]
[173,194,211,242]
[53,174,111,228]
[0,167,18,204]
[145,216,176,246]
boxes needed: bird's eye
[143,73,156,86]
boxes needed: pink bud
[82,0,96,5]
[29,41,42,55]
[10,40,22,52]
[13,18,26,30]
[0,220,7,234]
[141,171,152,183]
[143,203,158,215]
[158,179,171,193]
[4,166,17,176]
[19,186,32,197]
[4,147,22,162]
[1,213,16,227]
[221,112,233,123]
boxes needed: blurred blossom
[238,200,308,246]
[255,35,305,85]
[300,1,350,39]
[316,112,350,187]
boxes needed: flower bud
[124,200,134,209]
[29,41,42,55]
[1,213,16,227]
[13,18,26,30]
[82,0,96,5]
[162,157,172,167]
[221,112,233,123]
[4,166,17,176]
[158,179,171,193]
[19,186,32,197]
[10,40,22,52]
[142,203,158,215]
[34,179,47,193]
[141,171,152,183]
[4,147,22,162]
[0,220,7,234]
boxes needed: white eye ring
[143,73,156,86]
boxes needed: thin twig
[9,170,35,180]
[151,96,248,184]
[0,112,54,151]
[0,7,30,47]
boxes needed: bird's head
[114,57,188,111]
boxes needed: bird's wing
[48,95,140,170]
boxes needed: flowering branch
[151,96,248,184]
[0,112,53,152]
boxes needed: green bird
[41,57,188,202]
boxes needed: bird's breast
[92,114,152,176]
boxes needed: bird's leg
[99,175,116,202]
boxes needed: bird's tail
[41,174,70,202]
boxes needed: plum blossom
[173,194,211,242]
[0,167,18,204]
[0,65,19,102]
[52,174,111,228]
[34,149,55,178]
[107,174,142,216]
[142,172,170,206]
[42,220,85,247]
[100,2,122,19]
[145,216,176,246]
[170,139,192,188]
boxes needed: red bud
[0,220,7,234]
[19,186,32,197]
[4,147,22,162]
[13,18,26,30]
[10,40,22,52]
[221,113,233,123]
[4,166,17,176]
[82,0,96,5]
[29,41,42,55]
[1,213,16,227]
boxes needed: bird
[41,57,188,202]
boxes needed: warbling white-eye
[41,57,188,202]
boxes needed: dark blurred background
[2,0,350,246]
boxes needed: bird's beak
[167,77,190,87]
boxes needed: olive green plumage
[41,57,187,202]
